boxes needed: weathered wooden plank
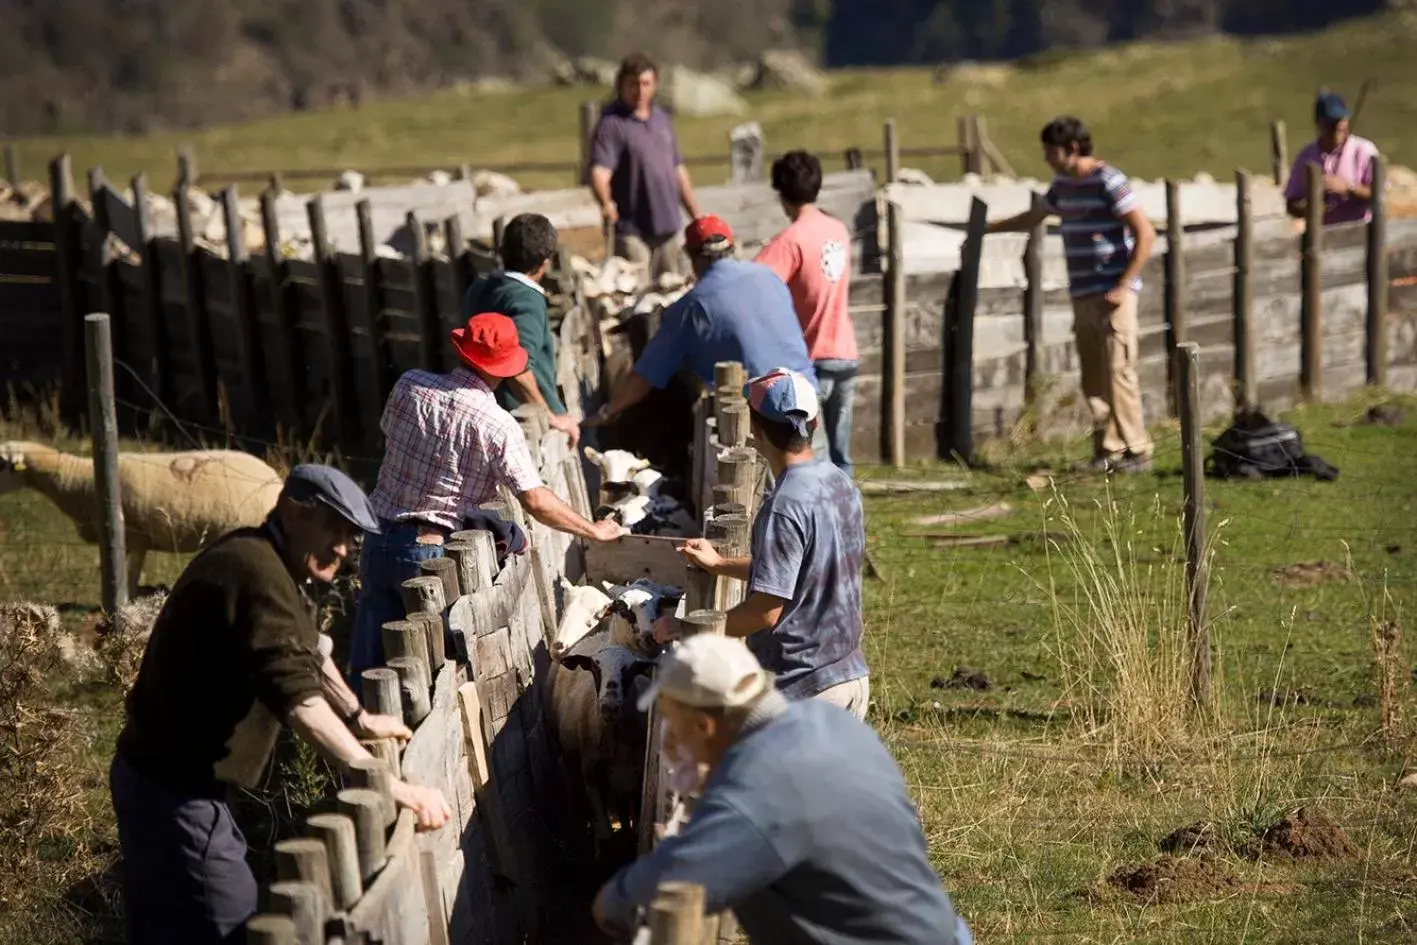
[347,811,428,944]
[584,537,689,588]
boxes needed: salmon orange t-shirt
[754,207,859,362]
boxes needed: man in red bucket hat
[349,312,625,688]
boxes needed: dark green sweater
[115,525,325,793]
[461,272,567,415]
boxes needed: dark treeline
[0,0,1391,136]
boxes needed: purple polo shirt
[1283,134,1379,226]
[590,100,685,240]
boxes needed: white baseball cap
[636,634,770,712]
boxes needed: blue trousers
[814,358,860,479]
[110,755,255,945]
[348,520,446,693]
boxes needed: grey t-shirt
[747,459,868,698]
[589,99,685,240]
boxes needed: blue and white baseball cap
[743,367,820,439]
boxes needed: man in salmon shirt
[1284,90,1381,227]
[756,150,860,478]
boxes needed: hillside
[0,0,1390,137]
[7,10,1417,193]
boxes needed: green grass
[5,391,1416,941]
[9,11,1417,195]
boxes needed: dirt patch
[1258,808,1362,861]
[931,667,992,691]
[1270,561,1354,589]
[1159,821,1220,856]
[1107,855,1240,903]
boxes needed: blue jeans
[348,520,446,693]
[110,755,254,945]
[814,358,859,478]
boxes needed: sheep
[0,442,284,598]
[552,577,613,659]
[584,446,651,496]
[603,579,681,656]
[543,627,655,859]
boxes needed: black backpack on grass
[1205,409,1338,482]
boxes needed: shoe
[1111,454,1153,474]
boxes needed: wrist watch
[343,703,364,728]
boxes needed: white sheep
[553,577,614,659]
[0,442,284,597]
[584,446,652,494]
[602,579,682,656]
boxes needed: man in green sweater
[111,464,451,945]
[462,212,580,446]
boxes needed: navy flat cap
[281,464,381,534]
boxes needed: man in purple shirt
[589,52,703,280]
[1284,91,1380,227]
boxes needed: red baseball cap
[449,313,528,378]
[685,215,734,251]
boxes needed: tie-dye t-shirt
[747,459,868,699]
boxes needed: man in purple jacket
[589,52,703,280]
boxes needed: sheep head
[583,446,652,485]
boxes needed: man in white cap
[592,635,972,945]
[673,368,869,719]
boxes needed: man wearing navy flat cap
[1285,90,1381,227]
[111,463,453,945]
[670,368,871,720]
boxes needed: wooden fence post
[131,172,172,410]
[222,185,272,425]
[1175,341,1210,711]
[51,154,83,407]
[883,119,899,185]
[408,211,443,373]
[88,168,126,354]
[259,188,305,432]
[244,915,296,945]
[1021,193,1044,413]
[844,148,863,171]
[1271,120,1288,189]
[85,313,128,614]
[882,199,906,466]
[267,881,326,945]
[304,812,363,909]
[1164,179,1186,419]
[174,177,218,422]
[579,101,601,186]
[956,117,973,178]
[967,114,985,176]
[1300,162,1323,402]
[1367,152,1388,387]
[357,199,393,445]
[1233,170,1255,412]
[177,146,197,189]
[445,214,472,303]
[2,142,17,189]
[942,197,987,464]
[308,196,358,445]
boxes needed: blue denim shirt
[600,694,972,945]
[633,259,817,390]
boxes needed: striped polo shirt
[1044,163,1142,299]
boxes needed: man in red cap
[586,215,817,428]
[349,313,624,686]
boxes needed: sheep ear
[631,458,652,473]
[583,446,602,464]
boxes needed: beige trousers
[617,230,690,282]
[813,676,871,721]
[1072,291,1152,459]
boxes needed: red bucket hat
[685,214,734,252]
[450,313,528,378]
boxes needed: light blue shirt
[633,259,817,390]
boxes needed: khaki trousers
[616,230,690,282]
[1072,291,1152,460]
[813,676,870,721]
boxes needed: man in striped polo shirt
[987,116,1157,473]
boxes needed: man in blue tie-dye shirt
[987,116,1158,473]
[668,368,870,720]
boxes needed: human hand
[582,405,616,429]
[353,711,413,742]
[601,200,619,224]
[652,613,682,645]
[589,517,627,543]
[1104,285,1132,307]
[676,537,723,572]
[391,780,452,831]
[547,412,581,448]
[1323,174,1353,196]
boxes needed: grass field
[3,389,1416,942]
[9,12,1417,196]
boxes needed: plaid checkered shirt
[368,367,543,531]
